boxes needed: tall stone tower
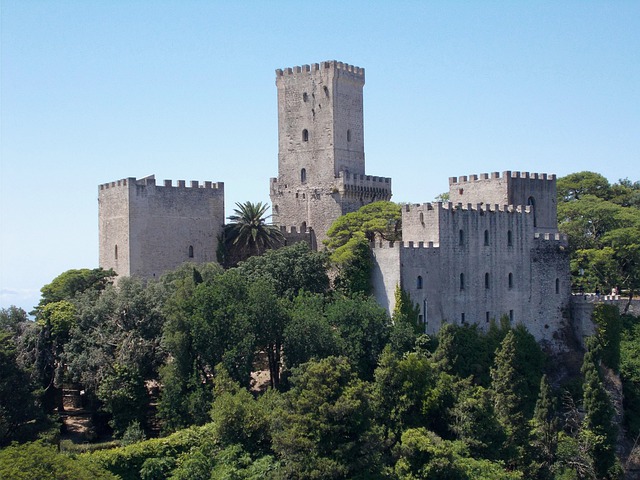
[270,60,392,247]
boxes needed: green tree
[219,201,284,266]
[325,201,401,295]
[271,356,383,479]
[529,375,559,480]
[236,241,329,299]
[98,363,148,437]
[393,428,521,480]
[36,267,116,309]
[372,348,434,445]
[282,292,341,373]
[581,338,621,479]
[0,331,44,446]
[0,441,118,480]
[326,293,391,380]
[557,171,612,202]
[490,330,539,467]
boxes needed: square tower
[270,61,392,246]
[99,175,224,279]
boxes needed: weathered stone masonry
[99,175,224,279]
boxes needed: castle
[99,60,572,346]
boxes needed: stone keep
[372,171,571,347]
[98,175,224,279]
[270,61,392,247]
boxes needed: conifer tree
[530,374,559,479]
[581,339,621,479]
[490,330,529,467]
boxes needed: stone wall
[99,175,224,279]
[372,197,571,348]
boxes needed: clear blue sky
[1,1,639,312]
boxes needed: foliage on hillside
[2,172,639,478]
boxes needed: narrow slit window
[509,310,514,322]
[301,168,307,184]
[484,229,490,246]
[188,245,194,258]
[555,278,560,294]
[347,129,351,142]
[302,129,309,142]
[485,272,490,289]
[508,273,513,289]
[114,245,118,260]
[417,276,423,289]
[460,273,465,290]
[486,311,490,323]
[459,229,464,245]
[507,230,513,246]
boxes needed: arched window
[484,229,490,246]
[508,272,513,289]
[485,272,490,289]
[459,229,464,245]
[460,273,465,290]
[507,230,513,246]
[555,278,560,294]
[417,276,423,289]
[301,168,307,184]
[302,129,309,142]
[188,245,194,258]
[347,129,351,142]
[301,221,307,232]
[114,244,118,260]
[528,196,537,227]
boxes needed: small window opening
[302,193,306,199]
[484,229,490,246]
[509,310,514,322]
[188,245,194,258]
[486,311,490,323]
[417,276,423,289]
[528,196,537,227]
[507,230,513,246]
[347,129,351,142]
[555,278,560,294]
[460,273,465,290]
[302,92,308,102]
[301,168,307,184]
[459,229,464,245]
[508,273,513,289]
[301,221,307,232]
[418,314,424,324]
[302,129,309,142]
[459,188,464,195]
[323,85,329,96]
[485,272,490,289]
[461,313,465,324]
[114,244,118,260]
[419,212,424,224]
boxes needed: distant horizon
[2,1,639,312]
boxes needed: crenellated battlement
[449,170,556,185]
[279,225,314,235]
[99,175,223,191]
[534,232,569,244]
[276,60,365,79]
[403,201,533,214]
[371,240,440,251]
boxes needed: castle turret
[270,60,392,247]
[448,171,558,233]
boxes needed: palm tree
[220,201,284,266]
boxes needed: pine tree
[581,339,621,479]
[529,375,559,479]
[490,330,529,467]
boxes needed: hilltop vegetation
[0,172,638,479]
